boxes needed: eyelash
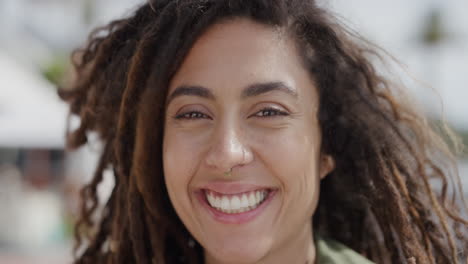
[254,108,289,117]
[174,108,289,120]
[174,111,211,120]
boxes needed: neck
[263,224,315,264]
[205,225,316,264]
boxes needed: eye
[174,111,211,120]
[254,107,289,118]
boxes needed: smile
[205,189,270,214]
[196,183,277,224]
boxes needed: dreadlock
[59,0,468,263]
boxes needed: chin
[203,235,273,264]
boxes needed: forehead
[169,18,317,101]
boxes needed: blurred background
[0,0,466,263]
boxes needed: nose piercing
[224,167,233,177]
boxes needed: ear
[319,154,335,180]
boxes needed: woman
[59,0,468,263]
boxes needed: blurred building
[0,1,137,262]
[324,0,468,130]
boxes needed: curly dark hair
[59,0,468,263]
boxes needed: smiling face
[163,18,334,263]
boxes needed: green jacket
[316,236,374,264]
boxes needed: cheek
[163,129,205,195]
[255,127,320,176]
[253,128,321,205]
[163,123,214,188]
[163,128,209,230]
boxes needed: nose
[204,123,253,173]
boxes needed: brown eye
[175,111,211,120]
[254,108,289,118]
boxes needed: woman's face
[163,18,334,263]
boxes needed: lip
[200,181,271,195]
[195,188,277,224]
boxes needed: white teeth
[240,194,249,208]
[231,196,241,209]
[248,193,256,206]
[221,196,229,209]
[205,190,270,214]
[207,192,215,206]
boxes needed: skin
[163,18,335,264]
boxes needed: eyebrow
[166,81,297,105]
[241,82,298,99]
[166,85,215,105]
